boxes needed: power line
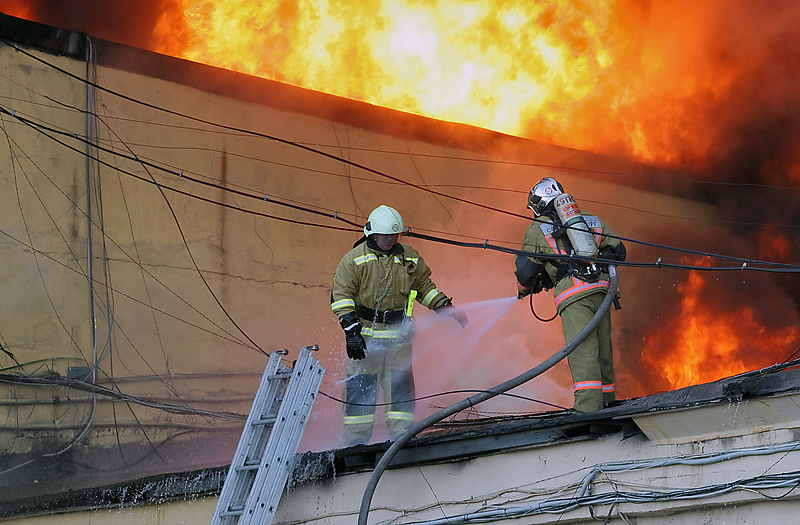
[3,104,799,273]
[6,38,800,265]
[9,88,787,230]
[319,389,567,412]
[5,35,800,423]
[0,372,244,420]
[0,227,259,350]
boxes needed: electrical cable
[0,106,358,234]
[408,473,800,525]
[4,102,799,275]
[357,266,619,525]
[12,49,800,418]
[82,34,100,449]
[14,79,289,460]
[3,99,796,454]
[0,39,533,221]
[4,85,800,274]
[1,98,274,366]
[0,226,257,349]
[15,100,800,244]
[6,36,800,460]
[19,98,784,232]
[575,440,800,499]
[94,101,180,398]
[0,219,268,450]
[7,65,800,202]
[406,440,800,525]
[0,127,86,356]
[1,108,264,397]
[94,102,269,356]
[5,40,800,268]
[318,389,566,412]
[0,373,243,421]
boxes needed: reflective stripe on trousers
[574,380,602,391]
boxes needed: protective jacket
[331,239,449,328]
[515,214,624,313]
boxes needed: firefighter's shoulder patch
[583,215,601,228]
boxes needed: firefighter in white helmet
[331,205,468,445]
[514,178,626,413]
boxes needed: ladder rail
[241,349,324,524]
[211,346,324,525]
[212,350,287,525]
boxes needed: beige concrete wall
[4,427,800,524]
[0,37,719,503]
[0,46,96,451]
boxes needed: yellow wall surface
[0,32,728,512]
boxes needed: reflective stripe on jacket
[516,214,622,312]
[331,241,447,333]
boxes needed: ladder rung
[236,462,260,472]
[253,415,277,425]
[219,507,244,517]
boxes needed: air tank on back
[552,193,599,257]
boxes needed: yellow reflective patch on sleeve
[421,289,440,307]
[331,299,355,311]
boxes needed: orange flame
[640,258,800,390]
[149,0,734,167]
[2,1,33,19]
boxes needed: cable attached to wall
[3,103,798,275]
[5,38,800,271]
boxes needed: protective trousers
[560,291,615,413]
[343,335,415,445]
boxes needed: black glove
[339,312,366,360]
[435,298,469,328]
[518,271,552,299]
[599,242,626,262]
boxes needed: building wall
[0,31,717,507]
[4,426,800,524]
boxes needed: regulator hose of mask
[530,292,558,322]
[357,266,619,525]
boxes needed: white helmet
[527,177,564,216]
[364,205,404,236]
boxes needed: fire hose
[357,265,619,525]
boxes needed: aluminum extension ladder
[211,345,325,525]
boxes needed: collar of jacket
[366,236,404,256]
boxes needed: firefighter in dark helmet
[331,205,468,445]
[514,178,626,413]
